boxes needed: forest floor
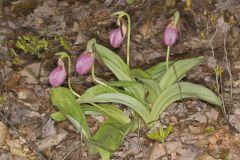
[0,0,240,159]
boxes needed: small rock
[72,22,80,32]
[74,32,88,45]
[20,62,47,85]
[206,108,219,123]
[179,149,197,160]
[196,139,208,148]
[187,112,207,123]
[7,139,27,157]
[231,103,240,114]
[165,141,182,155]
[197,153,216,160]
[229,114,240,132]
[208,134,218,144]
[148,143,166,160]
[42,119,56,138]
[37,129,68,151]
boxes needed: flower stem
[91,56,118,93]
[66,56,81,98]
[56,52,81,98]
[166,46,171,70]
[126,14,131,67]
[112,11,131,68]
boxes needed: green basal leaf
[159,57,204,91]
[131,68,152,78]
[78,85,121,102]
[51,87,90,140]
[78,92,151,123]
[164,124,173,139]
[50,111,66,122]
[131,69,161,104]
[82,104,131,124]
[126,0,136,5]
[106,81,141,87]
[95,43,145,102]
[151,82,222,121]
[146,61,173,80]
[94,119,132,159]
[147,132,160,141]
[95,44,132,81]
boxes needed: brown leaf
[0,121,8,147]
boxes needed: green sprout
[126,0,135,5]
[16,34,48,57]
[205,126,215,134]
[147,124,173,143]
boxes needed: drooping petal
[110,28,125,48]
[76,52,94,75]
[49,65,67,87]
[163,24,178,46]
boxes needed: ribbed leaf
[78,85,122,102]
[95,43,145,102]
[151,82,222,121]
[51,87,90,140]
[78,93,151,123]
[95,44,132,81]
[82,104,131,124]
[106,81,142,87]
[51,111,66,122]
[159,57,204,91]
[131,69,161,104]
[146,61,172,79]
[93,119,132,159]
[50,104,131,125]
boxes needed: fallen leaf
[42,119,56,138]
[148,143,166,160]
[7,139,27,157]
[206,108,219,123]
[197,153,216,160]
[0,121,8,147]
[229,114,240,132]
[37,129,68,151]
[187,112,207,123]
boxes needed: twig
[209,27,218,58]
[0,111,47,160]
[219,73,227,121]
[172,63,187,114]
[222,32,233,120]
[137,120,147,160]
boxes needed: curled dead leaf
[0,121,8,147]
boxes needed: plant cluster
[49,11,222,159]
[12,34,71,64]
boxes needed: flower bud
[76,52,94,75]
[163,24,178,46]
[49,59,67,87]
[110,20,127,48]
[110,28,125,48]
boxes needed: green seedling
[147,124,173,143]
[214,65,224,76]
[16,34,48,57]
[205,126,215,134]
[126,0,135,5]
[57,36,71,50]
[9,48,24,65]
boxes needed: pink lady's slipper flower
[49,59,67,87]
[110,20,127,48]
[163,24,178,46]
[76,52,94,75]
